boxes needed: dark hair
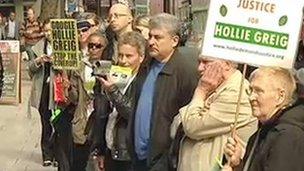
[43,18,52,25]
[77,12,101,26]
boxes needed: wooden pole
[231,64,248,137]
[225,64,248,168]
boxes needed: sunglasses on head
[88,43,103,49]
[78,27,90,33]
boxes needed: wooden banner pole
[231,64,248,137]
[225,64,248,169]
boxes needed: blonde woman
[133,15,150,40]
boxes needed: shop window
[134,0,149,15]
[0,0,13,3]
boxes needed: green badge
[220,5,228,17]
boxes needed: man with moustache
[128,13,198,171]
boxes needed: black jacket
[91,76,137,160]
[127,47,199,171]
[236,101,304,171]
[106,80,137,161]
[90,80,111,155]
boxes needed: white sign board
[201,0,304,68]
[0,41,21,104]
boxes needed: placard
[0,41,21,104]
[110,65,132,90]
[201,0,304,68]
[51,19,80,70]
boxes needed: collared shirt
[134,59,165,160]
[7,20,15,38]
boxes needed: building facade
[0,0,36,22]
[0,0,209,48]
[0,0,64,23]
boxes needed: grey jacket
[28,58,54,110]
[28,39,55,110]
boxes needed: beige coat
[177,70,257,171]
[69,68,91,144]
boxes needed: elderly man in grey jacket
[174,57,257,171]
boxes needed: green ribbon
[50,108,63,124]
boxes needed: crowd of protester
[0,1,304,171]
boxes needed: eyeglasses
[88,43,104,49]
[134,28,142,33]
[107,13,128,21]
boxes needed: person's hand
[34,55,52,65]
[196,61,224,98]
[222,164,233,171]
[43,55,53,63]
[34,55,45,65]
[94,155,105,171]
[59,72,70,90]
[224,135,243,167]
[97,75,115,91]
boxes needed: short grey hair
[149,13,181,37]
[250,67,296,105]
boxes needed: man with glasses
[223,67,304,171]
[103,3,133,64]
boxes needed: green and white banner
[201,0,304,68]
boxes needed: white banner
[201,0,304,68]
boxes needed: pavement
[0,61,56,171]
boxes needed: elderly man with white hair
[224,67,304,171]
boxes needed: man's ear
[172,35,180,48]
[222,61,232,71]
[139,54,144,63]
[128,16,133,24]
[276,88,286,106]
